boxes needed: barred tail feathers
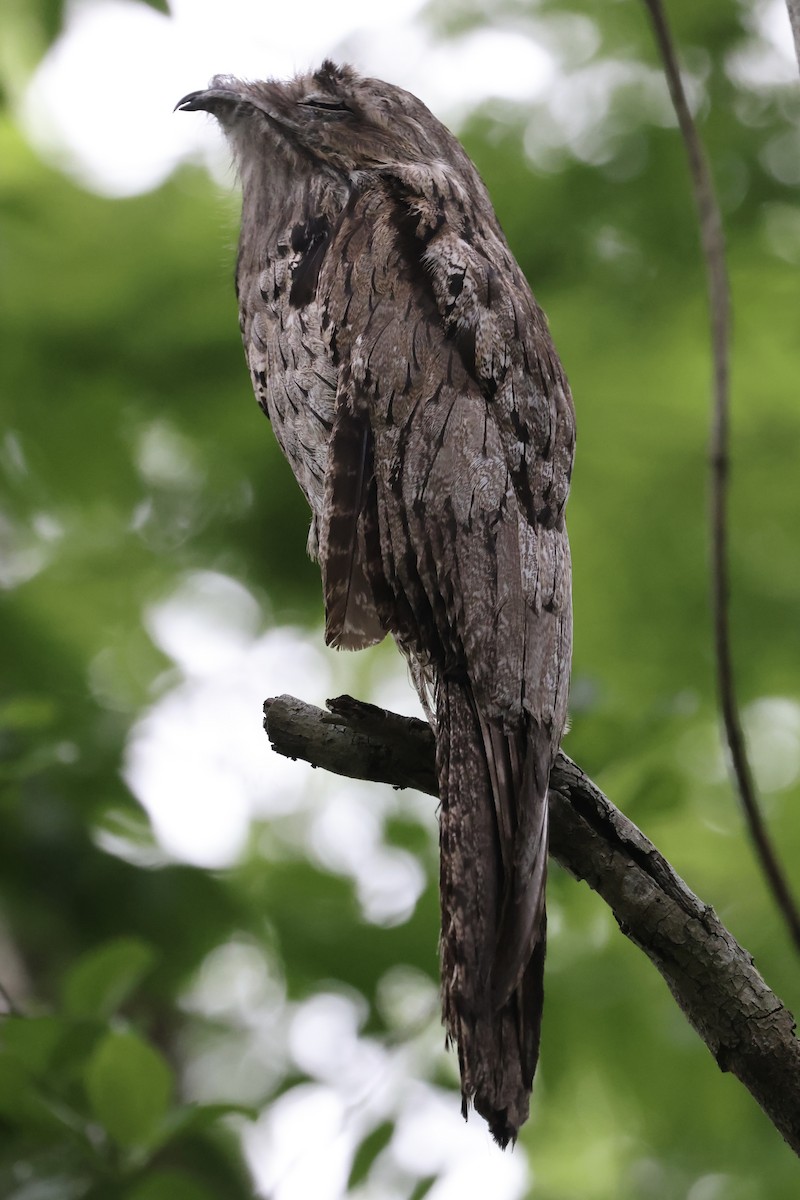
[436,678,549,1147]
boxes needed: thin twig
[0,979,20,1016]
[786,0,800,72]
[642,0,800,953]
[264,694,800,1155]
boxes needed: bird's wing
[383,165,575,1005]
[318,179,517,679]
[383,161,576,541]
[325,170,570,926]
[317,380,391,651]
[317,172,573,1135]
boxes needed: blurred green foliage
[1,0,800,1197]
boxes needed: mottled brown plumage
[177,61,575,1144]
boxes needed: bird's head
[176,60,464,179]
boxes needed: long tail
[436,678,549,1147]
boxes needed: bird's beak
[175,90,205,113]
[174,88,240,114]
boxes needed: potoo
[177,61,574,1145]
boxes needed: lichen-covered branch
[264,693,800,1156]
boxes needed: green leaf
[1,1015,64,1075]
[148,1101,257,1152]
[36,0,68,44]
[138,0,170,13]
[347,1120,394,1189]
[124,1169,216,1200]
[64,937,156,1019]
[84,1030,172,1148]
[0,695,57,730]
[0,1054,62,1129]
[410,1178,436,1200]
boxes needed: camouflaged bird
[178,61,575,1145]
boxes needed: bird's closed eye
[299,97,352,113]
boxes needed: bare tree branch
[786,0,800,72]
[642,0,800,954]
[264,693,800,1155]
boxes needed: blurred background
[1,1,799,1197]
